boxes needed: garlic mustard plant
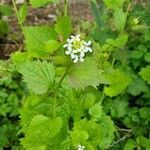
[63,34,92,63]
[7,0,150,149]
[77,144,85,150]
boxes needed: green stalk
[11,0,24,34]
[64,0,68,16]
[53,91,57,117]
[53,64,71,117]
[58,64,71,87]
[100,57,115,104]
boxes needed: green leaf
[139,107,150,121]
[89,103,102,121]
[113,8,127,31]
[19,3,28,24]
[19,95,59,135]
[129,50,144,59]
[103,97,128,118]
[127,76,149,96]
[71,129,89,144]
[29,0,58,8]
[21,115,62,148]
[144,52,150,62]
[124,139,136,150]
[132,25,148,31]
[70,114,115,149]
[0,20,9,36]
[103,0,125,9]
[45,40,60,54]
[0,4,13,16]
[104,69,132,97]
[19,60,55,94]
[84,93,96,110]
[138,45,147,53]
[24,26,57,57]
[139,66,150,84]
[26,145,46,150]
[66,57,107,89]
[90,1,104,28]
[55,16,72,39]
[136,136,150,149]
[11,51,29,65]
[112,98,128,118]
[99,113,116,149]
[106,33,128,48]
[0,60,7,72]
[90,28,116,45]
[70,119,101,149]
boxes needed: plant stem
[110,132,132,147]
[53,91,57,117]
[53,64,71,117]
[117,128,133,132]
[58,64,71,87]
[100,57,115,104]
[111,58,115,68]
[100,89,105,104]
[64,0,68,16]
[11,0,24,34]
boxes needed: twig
[11,0,24,35]
[117,128,133,132]
[110,132,132,147]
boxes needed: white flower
[77,144,85,150]
[63,34,92,63]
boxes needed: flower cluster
[63,34,92,63]
[77,144,85,150]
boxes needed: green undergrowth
[0,0,150,149]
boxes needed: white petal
[83,41,87,45]
[80,57,84,62]
[84,40,92,46]
[70,35,75,39]
[85,47,92,52]
[87,40,92,46]
[73,48,81,53]
[67,38,73,43]
[68,46,72,52]
[74,35,81,41]
[80,45,85,50]
[80,52,85,57]
[87,47,93,52]
[76,38,81,41]
[83,47,89,52]
[73,49,78,53]
[70,35,75,38]
[67,38,70,42]
[77,145,85,150]
[76,34,80,38]
[63,44,68,48]
[73,56,78,63]
[65,50,71,55]
[71,53,76,59]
